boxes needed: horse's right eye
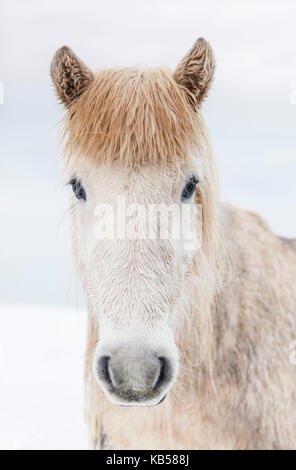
[69,178,86,201]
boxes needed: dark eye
[69,178,86,201]
[181,175,198,202]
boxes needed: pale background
[0,0,295,449]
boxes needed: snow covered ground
[0,305,89,449]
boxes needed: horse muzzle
[95,342,177,406]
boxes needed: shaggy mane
[61,67,206,167]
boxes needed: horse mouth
[156,394,167,405]
[117,394,167,408]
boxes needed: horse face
[52,38,215,406]
[67,160,201,406]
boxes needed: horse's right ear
[50,46,94,107]
[174,38,215,108]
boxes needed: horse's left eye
[181,175,199,201]
[70,178,86,201]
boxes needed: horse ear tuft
[50,46,94,107]
[174,38,215,108]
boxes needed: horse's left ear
[174,38,215,108]
[50,46,94,107]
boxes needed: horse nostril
[97,355,113,389]
[154,357,171,392]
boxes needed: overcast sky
[1,0,296,306]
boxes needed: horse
[51,38,296,449]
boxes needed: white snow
[0,305,89,450]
